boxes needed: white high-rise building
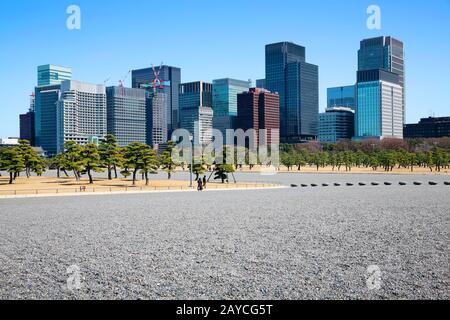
[56,80,107,153]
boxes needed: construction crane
[139,62,170,94]
[118,70,131,95]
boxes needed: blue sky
[0,0,449,138]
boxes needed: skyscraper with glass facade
[355,70,403,139]
[212,78,250,137]
[319,107,355,143]
[265,42,319,143]
[35,84,61,156]
[37,64,72,87]
[106,86,147,147]
[327,85,356,110]
[358,36,405,124]
[56,80,107,153]
[146,92,169,147]
[179,81,213,145]
[132,65,181,135]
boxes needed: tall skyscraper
[358,36,405,124]
[355,70,403,140]
[106,86,147,147]
[146,92,169,147]
[56,80,107,153]
[179,81,214,145]
[212,78,250,137]
[37,64,72,87]
[132,65,181,135]
[327,85,356,110]
[265,42,319,143]
[237,88,280,149]
[319,107,355,143]
[19,93,36,146]
[35,84,61,155]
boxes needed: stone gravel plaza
[0,172,449,300]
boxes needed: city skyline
[1,0,449,138]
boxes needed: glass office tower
[355,70,403,139]
[319,107,355,143]
[146,92,169,147]
[212,78,250,137]
[179,81,213,145]
[358,36,405,124]
[327,85,356,110]
[265,42,318,143]
[37,64,72,87]
[132,65,181,135]
[34,85,61,156]
[106,86,147,147]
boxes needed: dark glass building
[34,84,61,156]
[132,65,181,135]
[265,42,318,143]
[358,36,405,124]
[319,107,355,143]
[237,88,280,148]
[179,81,214,144]
[19,111,35,146]
[404,117,450,138]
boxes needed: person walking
[197,178,203,191]
[202,175,207,189]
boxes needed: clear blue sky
[0,0,449,138]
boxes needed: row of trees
[280,140,450,172]
[1,136,449,185]
[0,135,236,185]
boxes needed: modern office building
[132,65,181,135]
[358,36,405,124]
[319,107,355,143]
[327,85,356,110]
[256,79,266,89]
[106,86,147,147]
[265,42,319,143]
[236,88,280,149]
[35,84,61,156]
[404,117,450,138]
[212,78,250,137]
[37,64,72,87]
[355,69,403,140]
[56,80,107,153]
[179,81,214,145]
[19,112,35,146]
[146,92,169,147]
[19,93,36,145]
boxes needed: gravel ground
[0,172,449,300]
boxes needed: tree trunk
[145,172,149,186]
[108,166,112,180]
[63,169,69,177]
[113,165,118,179]
[168,172,172,180]
[132,169,137,185]
[88,169,93,184]
[57,168,60,178]
[9,172,13,184]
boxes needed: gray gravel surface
[0,172,449,300]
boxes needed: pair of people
[197,175,207,191]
